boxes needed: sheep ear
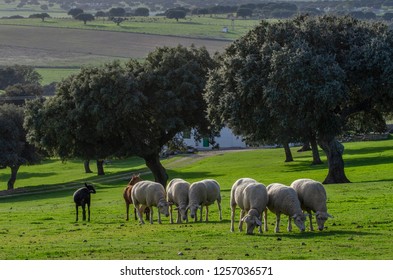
[241,215,249,222]
[255,217,262,226]
[327,213,334,218]
[174,207,179,211]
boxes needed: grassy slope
[0,138,392,260]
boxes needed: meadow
[0,138,392,260]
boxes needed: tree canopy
[0,104,41,190]
[0,65,42,90]
[25,45,216,186]
[75,13,95,24]
[204,15,393,184]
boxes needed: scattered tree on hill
[165,8,187,21]
[134,7,149,16]
[111,17,126,26]
[29,13,50,22]
[109,7,126,17]
[0,104,41,190]
[67,8,83,18]
[75,13,95,24]
[204,15,393,184]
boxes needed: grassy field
[0,16,258,40]
[1,138,392,260]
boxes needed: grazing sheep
[290,178,333,231]
[264,183,307,233]
[123,174,150,221]
[131,180,170,224]
[73,183,96,222]
[166,178,190,224]
[187,179,222,222]
[230,178,268,235]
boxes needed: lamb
[264,183,307,233]
[73,183,96,222]
[123,174,150,221]
[230,178,268,235]
[187,179,222,222]
[166,178,190,224]
[290,178,333,231]
[131,180,170,224]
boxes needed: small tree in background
[134,7,149,17]
[67,8,83,18]
[29,13,50,22]
[75,13,95,24]
[165,8,187,21]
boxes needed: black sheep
[73,183,96,222]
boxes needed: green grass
[0,16,259,40]
[36,68,81,85]
[1,138,393,260]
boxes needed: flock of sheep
[73,175,332,234]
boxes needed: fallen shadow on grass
[258,229,379,239]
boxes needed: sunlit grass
[1,138,393,259]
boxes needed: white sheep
[290,178,333,231]
[131,180,170,224]
[187,179,222,222]
[166,178,190,224]
[230,178,268,235]
[264,183,307,233]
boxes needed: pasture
[1,139,392,260]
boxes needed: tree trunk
[7,165,20,190]
[84,160,93,173]
[144,154,168,187]
[96,159,105,176]
[310,136,323,165]
[319,138,350,184]
[283,142,293,162]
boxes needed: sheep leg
[157,208,162,224]
[134,208,138,220]
[258,213,263,234]
[287,216,292,232]
[205,205,209,222]
[87,203,91,222]
[238,209,245,232]
[176,209,181,224]
[169,205,174,224]
[126,203,130,221]
[82,204,86,221]
[308,211,314,231]
[230,206,236,232]
[199,205,203,222]
[275,213,281,233]
[263,209,268,232]
[75,205,79,222]
[135,204,145,224]
[217,200,222,221]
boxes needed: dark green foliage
[24,46,216,185]
[0,65,42,90]
[134,7,149,17]
[204,15,393,184]
[29,13,50,21]
[109,7,126,17]
[165,8,187,21]
[236,8,253,19]
[74,13,95,24]
[67,8,83,18]
[0,104,41,189]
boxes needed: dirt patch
[0,25,230,66]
